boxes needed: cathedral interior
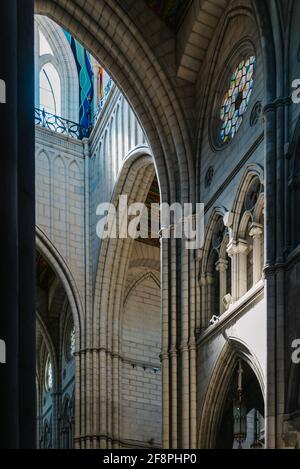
[0,0,300,450]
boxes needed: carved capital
[215,258,228,272]
[249,222,263,239]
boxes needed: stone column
[227,241,238,301]
[227,239,248,300]
[216,258,228,314]
[237,240,249,297]
[249,223,264,284]
[200,274,207,330]
[0,0,35,449]
[206,273,214,322]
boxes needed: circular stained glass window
[45,356,53,392]
[219,56,256,144]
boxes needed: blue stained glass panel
[64,30,94,129]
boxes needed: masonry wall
[121,261,161,448]
[36,126,85,301]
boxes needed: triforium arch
[198,339,265,449]
[199,206,231,330]
[231,164,264,239]
[228,165,265,298]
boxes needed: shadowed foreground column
[0,0,35,449]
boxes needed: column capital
[227,239,248,256]
[249,222,263,239]
[215,258,228,272]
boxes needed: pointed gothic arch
[198,338,265,448]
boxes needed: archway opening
[36,250,76,449]
[34,11,162,449]
[216,359,264,449]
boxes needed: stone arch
[68,159,80,175]
[201,206,227,274]
[90,146,158,447]
[198,338,265,448]
[36,147,51,164]
[34,0,195,205]
[124,271,160,305]
[36,227,83,447]
[93,145,156,345]
[36,227,83,348]
[176,0,230,83]
[231,164,264,238]
[200,207,232,324]
[35,14,79,121]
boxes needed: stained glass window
[45,356,53,392]
[219,56,256,144]
[64,30,94,128]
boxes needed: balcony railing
[35,108,91,140]
[35,80,114,140]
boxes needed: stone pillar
[227,239,248,300]
[216,258,228,314]
[249,223,263,284]
[0,0,35,449]
[206,273,214,322]
[200,274,207,330]
[237,240,249,297]
[227,241,238,301]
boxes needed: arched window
[228,176,264,300]
[39,63,61,116]
[44,355,53,393]
[202,216,232,327]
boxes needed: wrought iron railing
[35,108,91,140]
[94,78,114,122]
[35,80,113,139]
